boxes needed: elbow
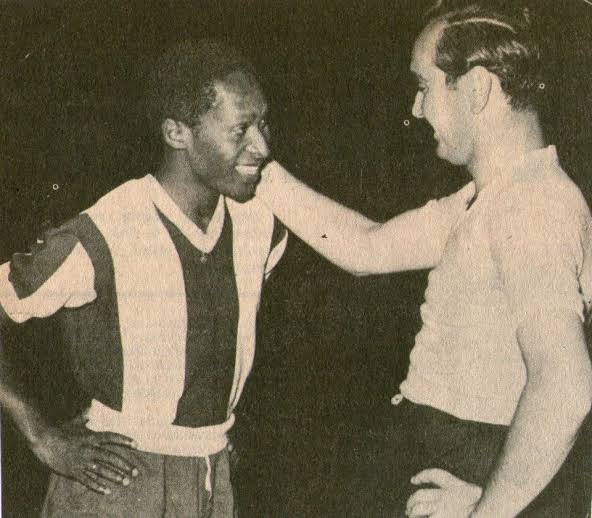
[527,364,592,425]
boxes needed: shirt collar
[144,174,225,253]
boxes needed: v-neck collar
[145,174,226,253]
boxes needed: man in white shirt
[256,3,592,516]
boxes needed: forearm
[472,370,590,517]
[258,161,444,274]
[0,337,50,447]
[257,161,379,274]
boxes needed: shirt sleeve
[489,194,585,324]
[407,181,477,265]
[0,227,96,324]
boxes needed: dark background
[1,1,591,516]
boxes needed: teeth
[236,166,259,177]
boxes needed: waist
[400,367,523,425]
[85,399,234,457]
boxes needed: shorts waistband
[85,399,234,457]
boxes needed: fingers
[95,431,137,449]
[411,468,461,487]
[406,489,440,517]
[406,500,437,516]
[81,469,112,495]
[407,488,439,508]
[86,461,131,486]
[90,447,139,479]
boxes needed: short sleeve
[416,182,476,260]
[0,228,96,323]
[489,196,584,324]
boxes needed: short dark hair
[425,3,542,111]
[145,39,256,131]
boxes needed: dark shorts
[348,399,591,518]
[41,446,236,518]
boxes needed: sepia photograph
[1,0,592,516]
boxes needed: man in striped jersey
[0,39,286,517]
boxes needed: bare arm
[257,161,472,275]
[0,255,141,494]
[407,198,592,517]
[407,311,592,518]
[471,310,591,516]
[0,304,140,493]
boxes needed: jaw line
[235,165,261,179]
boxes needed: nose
[412,91,424,119]
[246,126,270,160]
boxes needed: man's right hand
[30,416,139,495]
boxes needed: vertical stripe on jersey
[157,209,239,427]
[86,185,188,424]
[58,214,124,409]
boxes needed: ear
[464,66,492,114]
[161,118,193,150]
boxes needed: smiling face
[186,70,271,202]
[410,23,475,166]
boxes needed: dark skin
[0,306,138,495]
[0,70,271,495]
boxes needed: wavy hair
[425,3,542,111]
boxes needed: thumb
[411,468,462,487]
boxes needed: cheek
[219,138,245,164]
[210,147,243,175]
[422,92,442,124]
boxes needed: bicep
[359,202,455,274]
[517,310,589,377]
[516,310,592,420]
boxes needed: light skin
[410,22,545,193]
[256,20,592,518]
[0,69,271,495]
[406,22,592,518]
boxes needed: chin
[226,189,256,203]
[436,145,466,166]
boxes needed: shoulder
[431,182,475,211]
[85,177,150,219]
[488,172,588,241]
[7,215,92,299]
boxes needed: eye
[232,125,248,138]
[417,84,428,94]
[259,118,270,132]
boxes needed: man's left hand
[405,468,482,517]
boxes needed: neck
[468,110,545,193]
[155,153,220,232]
